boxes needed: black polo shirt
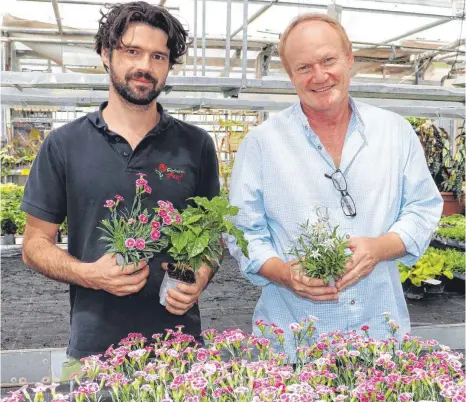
[21,102,220,359]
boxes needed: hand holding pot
[285,259,339,301]
[161,263,210,315]
[80,253,149,296]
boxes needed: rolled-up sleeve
[389,120,443,266]
[228,135,279,286]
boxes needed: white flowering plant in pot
[157,196,248,306]
[289,209,351,287]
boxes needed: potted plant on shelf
[398,248,454,299]
[408,117,461,215]
[1,218,17,245]
[158,196,248,306]
[98,174,170,269]
[440,127,465,215]
[288,208,352,287]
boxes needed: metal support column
[193,0,198,76]
[224,0,232,77]
[327,1,342,21]
[241,0,248,86]
[201,0,206,76]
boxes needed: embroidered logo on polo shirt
[155,163,185,182]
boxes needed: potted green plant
[440,127,465,214]
[288,208,351,287]
[1,218,17,245]
[158,196,248,306]
[407,118,461,216]
[398,248,454,299]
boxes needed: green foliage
[436,214,465,241]
[288,214,351,285]
[440,127,465,200]
[0,184,26,235]
[0,133,43,178]
[160,196,248,273]
[407,118,451,189]
[432,247,465,274]
[397,247,463,286]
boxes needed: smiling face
[284,20,354,114]
[101,22,170,106]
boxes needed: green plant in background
[436,214,465,241]
[0,132,43,179]
[432,247,465,274]
[398,247,457,286]
[407,118,451,189]
[440,126,465,200]
[213,118,252,196]
[288,208,351,286]
[0,184,26,235]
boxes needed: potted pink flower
[98,173,171,269]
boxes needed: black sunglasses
[324,169,357,217]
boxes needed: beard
[110,65,164,106]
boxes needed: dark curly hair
[95,1,189,71]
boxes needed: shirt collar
[294,96,366,140]
[87,101,173,136]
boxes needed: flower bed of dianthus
[4,315,464,402]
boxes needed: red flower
[158,163,168,172]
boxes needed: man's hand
[336,237,380,292]
[79,254,149,296]
[161,263,210,315]
[284,259,339,301]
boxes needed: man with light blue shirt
[228,13,443,361]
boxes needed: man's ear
[101,48,110,72]
[347,51,354,69]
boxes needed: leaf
[188,225,203,236]
[172,232,189,253]
[184,215,204,225]
[188,231,210,259]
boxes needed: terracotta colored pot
[440,192,464,216]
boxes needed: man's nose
[311,64,328,83]
[135,54,152,72]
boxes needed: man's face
[102,22,170,106]
[284,21,354,113]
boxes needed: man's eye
[298,65,309,72]
[153,54,165,61]
[324,57,335,63]
[127,49,137,55]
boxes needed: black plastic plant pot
[402,281,425,300]
[159,263,196,306]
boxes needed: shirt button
[115,136,121,142]
[350,300,356,305]
[318,145,322,150]
[122,151,130,157]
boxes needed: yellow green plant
[398,247,455,286]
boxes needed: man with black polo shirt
[20,1,219,374]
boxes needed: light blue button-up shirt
[228,98,443,361]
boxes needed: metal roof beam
[230,0,277,38]
[17,0,179,10]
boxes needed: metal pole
[200,0,464,19]
[51,0,64,35]
[202,0,206,76]
[241,0,248,84]
[224,0,232,77]
[18,0,179,10]
[231,0,276,38]
[374,18,454,48]
[193,0,197,76]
